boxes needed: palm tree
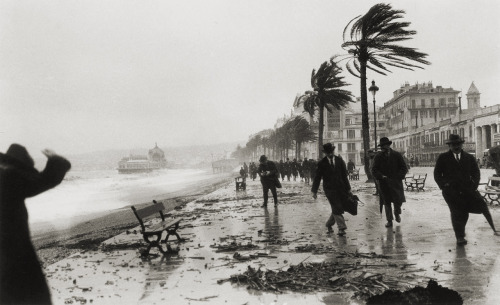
[302,57,354,157]
[287,116,317,159]
[341,3,430,180]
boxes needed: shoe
[385,222,393,228]
[395,214,401,223]
[337,229,346,236]
[457,238,467,245]
[327,226,333,233]
[261,204,267,208]
[274,202,278,206]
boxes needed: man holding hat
[372,137,409,228]
[257,155,280,207]
[311,143,352,236]
[0,144,71,304]
[434,134,498,245]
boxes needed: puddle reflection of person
[381,226,406,260]
[0,144,71,305]
[263,206,281,250]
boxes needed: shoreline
[33,173,234,267]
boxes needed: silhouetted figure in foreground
[0,144,71,305]
[257,155,280,207]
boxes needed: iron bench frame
[131,200,183,256]
[404,173,427,191]
[479,176,500,205]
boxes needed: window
[345,119,351,126]
[431,99,435,107]
[421,99,425,107]
[347,143,356,151]
[337,143,342,152]
[439,98,445,106]
[347,130,356,139]
[412,100,416,108]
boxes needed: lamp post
[369,80,379,150]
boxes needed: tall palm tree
[341,3,430,180]
[302,57,354,157]
[287,116,317,159]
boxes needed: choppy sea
[26,168,217,229]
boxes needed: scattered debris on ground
[219,258,431,301]
[366,279,463,305]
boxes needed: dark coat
[258,161,279,187]
[434,150,484,213]
[372,149,408,206]
[0,151,71,305]
[311,156,351,214]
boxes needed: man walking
[311,143,352,236]
[257,155,279,207]
[372,137,408,228]
[434,134,498,245]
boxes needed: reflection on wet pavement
[45,167,500,304]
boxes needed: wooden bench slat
[146,218,182,233]
[135,201,165,219]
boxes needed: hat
[446,134,465,144]
[377,137,393,147]
[259,155,267,162]
[5,143,34,168]
[322,143,335,153]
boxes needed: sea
[26,168,226,231]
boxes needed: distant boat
[118,143,167,174]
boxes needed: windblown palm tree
[286,116,317,159]
[341,3,430,180]
[302,57,354,157]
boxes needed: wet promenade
[45,167,500,305]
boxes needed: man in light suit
[434,134,498,245]
[311,143,352,236]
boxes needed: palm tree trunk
[298,142,302,159]
[318,104,325,158]
[360,61,374,181]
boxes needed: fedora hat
[259,155,267,162]
[322,143,335,153]
[4,143,34,168]
[446,134,465,144]
[377,137,393,147]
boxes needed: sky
[0,0,499,158]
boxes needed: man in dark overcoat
[434,134,498,245]
[372,137,408,228]
[311,143,352,236]
[0,144,71,305]
[257,155,279,207]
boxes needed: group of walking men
[257,134,498,245]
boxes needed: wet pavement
[45,167,500,305]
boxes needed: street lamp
[369,80,379,150]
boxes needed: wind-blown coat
[434,150,484,213]
[0,148,71,305]
[311,156,351,214]
[372,149,408,209]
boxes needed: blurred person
[434,134,499,245]
[311,143,352,236]
[372,137,408,228]
[257,155,280,208]
[0,144,71,305]
[302,159,310,184]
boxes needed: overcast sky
[1,0,499,157]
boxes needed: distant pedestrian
[308,158,317,182]
[0,144,71,305]
[239,166,245,178]
[257,155,280,207]
[347,159,355,173]
[434,134,499,245]
[291,159,299,181]
[372,137,409,228]
[302,159,310,184]
[284,158,291,181]
[311,143,352,236]
[243,162,249,178]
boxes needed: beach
[30,168,234,267]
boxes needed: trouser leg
[449,208,469,239]
[384,202,393,221]
[269,185,278,204]
[262,184,269,205]
[326,214,336,228]
[394,202,402,215]
[333,214,346,230]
